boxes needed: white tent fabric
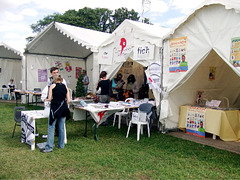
[0,42,22,89]
[23,22,111,93]
[97,20,171,106]
[161,0,240,130]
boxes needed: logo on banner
[114,34,133,62]
[120,38,127,55]
[97,111,107,125]
[137,46,149,55]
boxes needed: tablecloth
[179,106,240,142]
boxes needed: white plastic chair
[126,103,153,141]
[112,98,133,129]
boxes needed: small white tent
[0,42,22,89]
[23,22,111,92]
[161,0,240,130]
[98,19,170,105]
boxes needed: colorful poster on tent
[55,61,64,71]
[133,42,155,60]
[65,61,72,72]
[209,67,216,80]
[230,37,240,67]
[38,69,47,82]
[169,36,188,73]
[113,33,133,63]
[186,106,206,138]
[76,67,82,79]
[98,45,113,65]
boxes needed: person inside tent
[111,73,125,101]
[124,74,139,100]
[82,70,89,96]
[8,79,15,93]
[96,71,111,103]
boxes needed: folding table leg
[84,111,88,137]
[94,122,99,141]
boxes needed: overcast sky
[0,0,205,53]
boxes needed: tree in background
[75,71,85,97]
[27,7,144,41]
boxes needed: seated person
[8,79,15,93]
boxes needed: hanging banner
[145,63,161,93]
[169,36,188,73]
[113,33,133,63]
[230,37,240,67]
[133,41,155,60]
[98,45,113,65]
[38,69,47,82]
[186,106,206,138]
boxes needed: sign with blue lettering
[133,43,154,60]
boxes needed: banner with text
[98,45,113,65]
[113,33,133,63]
[133,42,154,60]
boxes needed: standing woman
[42,76,70,153]
[96,71,111,103]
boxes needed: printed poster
[230,37,240,67]
[76,67,82,79]
[186,106,206,138]
[169,36,188,73]
[209,67,216,80]
[65,61,72,72]
[55,61,64,71]
[38,69,47,82]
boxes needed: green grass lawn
[0,102,239,179]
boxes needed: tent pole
[158,43,165,133]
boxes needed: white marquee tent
[160,0,240,130]
[97,19,170,105]
[0,42,22,89]
[23,22,111,92]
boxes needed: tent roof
[166,0,240,38]
[0,42,22,60]
[25,22,111,58]
[101,19,171,47]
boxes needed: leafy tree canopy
[30,7,146,35]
